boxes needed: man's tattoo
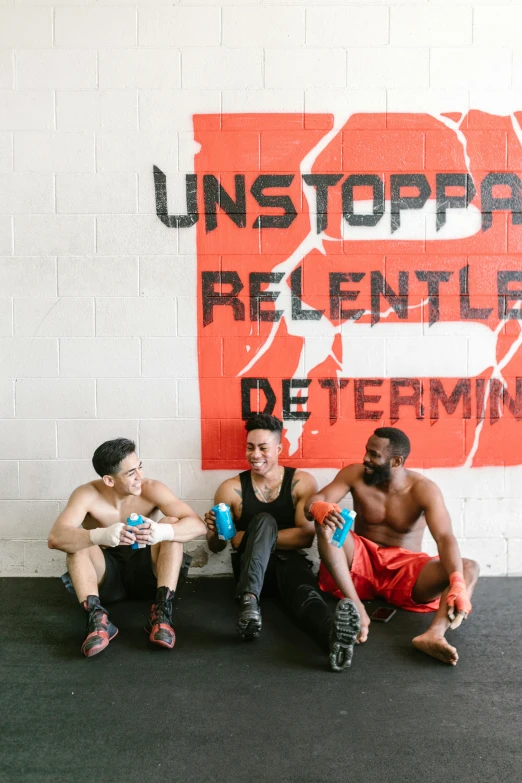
[234,487,243,516]
[291,478,300,507]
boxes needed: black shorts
[61,547,192,604]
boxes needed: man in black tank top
[205,414,362,672]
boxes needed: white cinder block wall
[1,1,521,578]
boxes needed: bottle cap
[217,503,228,511]
[129,513,139,521]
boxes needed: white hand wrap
[149,521,175,545]
[89,522,125,548]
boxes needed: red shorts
[318,532,440,613]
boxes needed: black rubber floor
[1,577,521,783]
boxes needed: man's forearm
[48,527,94,554]
[276,527,314,549]
[167,516,206,543]
[304,493,325,520]
[436,534,464,578]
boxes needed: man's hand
[310,501,344,531]
[231,530,245,550]
[447,572,472,629]
[90,522,132,548]
[132,517,176,546]
[204,509,217,536]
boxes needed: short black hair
[373,427,411,462]
[245,414,283,441]
[92,438,136,477]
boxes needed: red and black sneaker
[81,595,118,658]
[147,587,176,649]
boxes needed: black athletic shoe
[147,587,176,649]
[329,598,360,673]
[236,593,262,640]
[81,595,118,658]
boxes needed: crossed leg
[411,558,480,666]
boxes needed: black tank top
[236,467,296,532]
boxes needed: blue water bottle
[331,508,356,548]
[212,503,236,541]
[127,513,145,549]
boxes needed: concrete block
[0,90,53,131]
[99,49,181,89]
[140,418,200,459]
[19,459,93,500]
[0,8,52,47]
[97,379,177,418]
[14,298,94,338]
[56,91,136,132]
[337,337,385,377]
[0,541,24,575]
[16,49,97,89]
[457,537,506,576]
[182,48,263,90]
[0,50,13,89]
[60,338,140,377]
[57,419,139,459]
[16,379,95,418]
[0,133,12,172]
[385,88,470,119]
[56,174,137,214]
[346,48,429,90]
[58,256,137,297]
[14,132,94,173]
[223,6,304,46]
[0,216,12,255]
[390,5,472,46]
[54,7,137,47]
[0,257,56,297]
[423,466,504,499]
[96,215,178,255]
[0,500,60,541]
[139,255,196,296]
[0,174,53,214]
[385,337,467,377]
[474,6,522,46]
[222,89,304,116]
[180,460,235,500]
[15,215,95,256]
[0,380,14,417]
[140,459,181,495]
[504,466,522,498]
[0,420,56,460]
[141,337,198,378]
[176,297,198,337]
[265,49,346,89]
[306,6,388,47]
[23,542,66,577]
[139,6,220,47]
[178,379,201,418]
[463,499,519,539]
[507,540,522,575]
[430,47,512,90]
[0,338,57,377]
[138,90,220,132]
[0,461,19,499]
[96,296,177,337]
[0,299,12,336]
[96,131,177,173]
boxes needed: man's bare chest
[83,499,159,529]
[351,486,424,534]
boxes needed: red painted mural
[158,111,522,470]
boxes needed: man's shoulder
[407,470,443,501]
[287,467,317,496]
[69,480,103,505]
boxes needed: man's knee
[463,558,480,581]
[250,512,278,531]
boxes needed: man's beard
[363,461,392,486]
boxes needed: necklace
[251,467,284,504]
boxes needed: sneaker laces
[151,599,172,626]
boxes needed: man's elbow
[301,531,315,549]
[48,533,58,550]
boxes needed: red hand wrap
[447,571,472,616]
[309,501,341,525]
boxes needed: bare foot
[412,632,459,665]
[357,610,370,644]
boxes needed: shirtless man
[48,438,206,657]
[205,414,361,668]
[305,427,480,667]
